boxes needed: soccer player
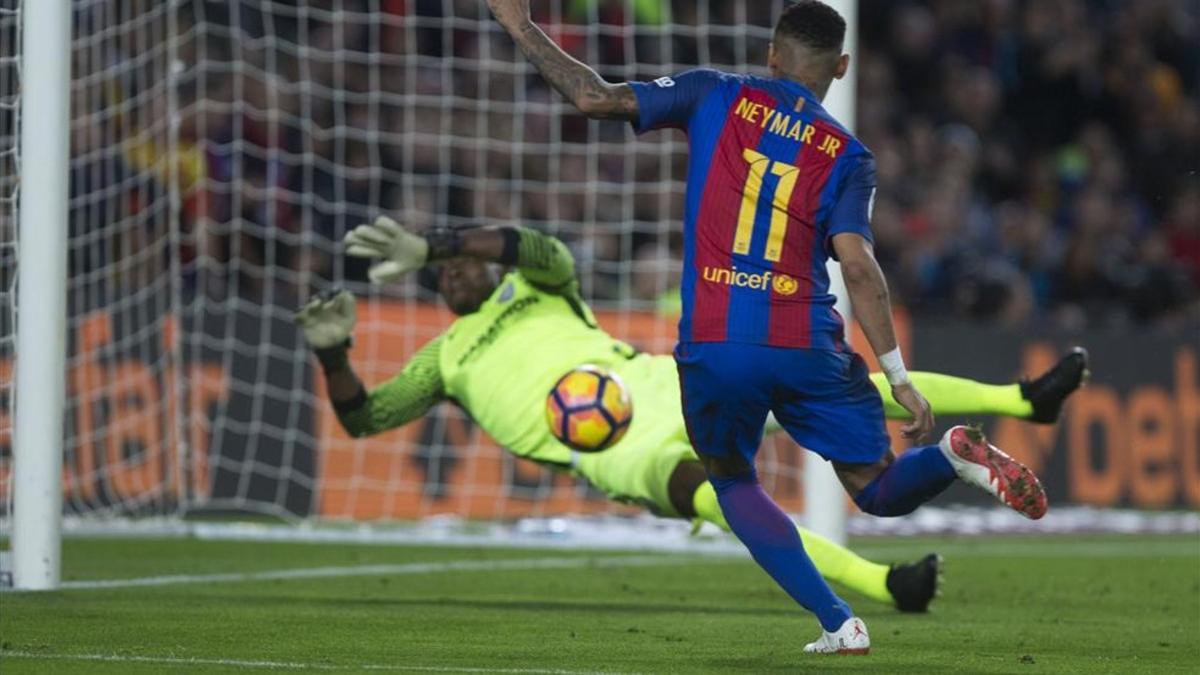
[296,221,1086,616]
[486,0,1054,653]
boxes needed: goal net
[1,1,20,522]
[1,0,817,530]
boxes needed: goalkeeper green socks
[691,481,892,605]
[870,372,1034,420]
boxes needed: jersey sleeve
[337,336,446,437]
[510,227,599,328]
[627,68,724,134]
[513,227,577,295]
[825,157,877,258]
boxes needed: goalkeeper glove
[345,216,466,284]
[345,216,429,284]
[295,289,357,350]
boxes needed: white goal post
[12,0,70,591]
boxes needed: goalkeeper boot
[1020,347,1089,424]
[803,617,870,655]
[939,425,1048,520]
[886,553,942,613]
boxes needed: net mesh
[0,0,810,523]
[1,0,20,516]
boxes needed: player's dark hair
[774,0,846,54]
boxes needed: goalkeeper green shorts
[571,354,698,516]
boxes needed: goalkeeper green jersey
[336,229,692,496]
[438,269,641,468]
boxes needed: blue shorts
[674,342,890,466]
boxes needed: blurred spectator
[858,0,1198,326]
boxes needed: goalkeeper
[297,219,1087,612]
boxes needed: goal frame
[5,1,857,578]
[12,0,70,591]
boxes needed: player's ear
[833,53,850,80]
[767,42,780,74]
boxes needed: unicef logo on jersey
[653,76,675,88]
[701,265,799,296]
[497,281,515,303]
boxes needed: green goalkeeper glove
[345,215,429,284]
[295,289,357,350]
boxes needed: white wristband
[878,347,910,386]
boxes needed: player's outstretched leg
[868,347,1089,423]
[939,425,1049,519]
[849,426,1048,520]
[690,479,939,611]
[871,372,1032,420]
[849,444,959,517]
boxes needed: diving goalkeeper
[296,219,1087,612]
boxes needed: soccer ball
[545,365,633,452]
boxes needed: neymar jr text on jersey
[732,97,844,159]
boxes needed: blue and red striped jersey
[629,69,876,350]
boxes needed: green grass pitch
[1,534,1197,673]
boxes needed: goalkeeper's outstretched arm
[346,215,580,296]
[296,291,447,437]
[440,225,576,288]
[328,338,446,438]
[486,0,638,120]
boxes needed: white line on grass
[0,650,628,674]
[853,539,1200,560]
[36,553,733,592]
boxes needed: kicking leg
[837,448,956,518]
[839,427,1048,520]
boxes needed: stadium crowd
[855,0,1198,329]
[2,0,1196,330]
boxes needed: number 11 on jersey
[733,148,801,263]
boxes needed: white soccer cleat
[803,617,870,655]
[938,425,1048,519]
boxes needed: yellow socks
[692,481,893,605]
[871,371,1034,420]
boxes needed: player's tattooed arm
[513,22,638,120]
[487,0,638,120]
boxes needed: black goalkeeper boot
[887,553,942,613]
[1019,347,1090,424]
